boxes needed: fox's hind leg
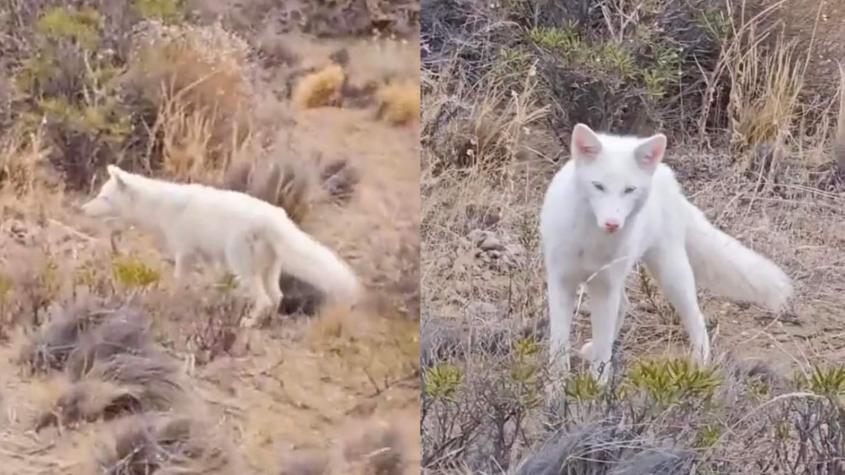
[262,253,284,313]
[224,238,273,328]
[644,245,711,365]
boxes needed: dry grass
[292,64,346,110]
[127,20,255,182]
[376,80,421,126]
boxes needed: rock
[479,234,504,252]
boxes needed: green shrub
[424,363,462,400]
[111,256,160,289]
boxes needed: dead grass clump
[319,158,360,206]
[0,126,49,198]
[292,64,345,110]
[340,419,407,475]
[65,307,154,379]
[423,73,549,174]
[97,413,235,474]
[376,80,420,126]
[127,20,254,180]
[38,352,185,431]
[18,301,110,373]
[514,423,695,475]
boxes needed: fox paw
[240,315,263,328]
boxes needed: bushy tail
[684,203,793,312]
[267,219,363,305]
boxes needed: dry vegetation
[421,0,844,473]
[0,0,420,473]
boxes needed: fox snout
[603,219,620,233]
[80,197,110,217]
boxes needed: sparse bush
[293,64,345,110]
[126,20,254,180]
[111,255,160,289]
[376,80,420,126]
[97,413,235,474]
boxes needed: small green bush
[424,363,462,400]
[625,358,720,405]
[133,0,184,23]
[112,256,161,289]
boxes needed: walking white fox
[540,124,793,385]
[82,165,363,327]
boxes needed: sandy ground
[0,35,420,475]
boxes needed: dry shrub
[18,300,111,373]
[709,7,808,172]
[127,20,254,179]
[38,352,185,430]
[422,57,550,174]
[340,419,407,475]
[292,64,345,110]
[376,80,420,126]
[97,413,236,474]
[279,419,410,475]
[65,307,154,379]
[186,0,419,40]
[318,158,360,206]
[0,126,49,197]
[514,424,695,475]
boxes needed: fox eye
[592,182,605,192]
[623,186,636,194]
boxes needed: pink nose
[603,220,620,233]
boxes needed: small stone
[479,235,504,252]
[467,229,488,246]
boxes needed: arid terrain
[0,1,420,474]
[421,0,844,473]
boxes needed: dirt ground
[0,31,420,475]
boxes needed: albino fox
[82,165,363,327]
[540,124,793,384]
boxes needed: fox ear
[634,133,667,170]
[571,123,602,161]
[107,165,127,189]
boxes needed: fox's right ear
[571,123,602,161]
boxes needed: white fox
[540,124,793,384]
[81,165,363,327]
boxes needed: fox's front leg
[586,273,626,384]
[173,253,189,280]
[546,269,578,388]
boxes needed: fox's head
[80,165,133,219]
[570,123,667,234]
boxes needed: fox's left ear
[634,133,667,170]
[107,165,127,189]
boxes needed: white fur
[82,165,363,327]
[540,124,793,385]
